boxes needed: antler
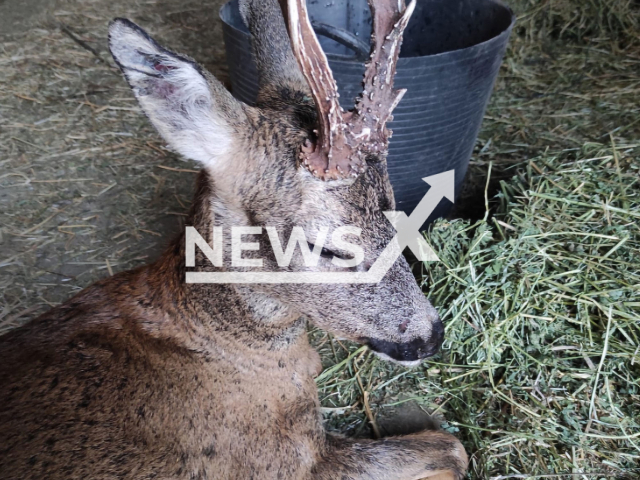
[287,0,415,181]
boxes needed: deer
[0,0,468,478]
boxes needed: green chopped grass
[312,143,640,478]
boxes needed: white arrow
[356,169,455,283]
[383,170,455,262]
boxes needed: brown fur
[0,1,468,478]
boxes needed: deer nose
[366,317,445,363]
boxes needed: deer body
[0,0,468,478]
[0,244,324,479]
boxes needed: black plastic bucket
[220,0,515,217]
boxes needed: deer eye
[308,243,352,261]
[320,246,335,259]
[308,242,334,258]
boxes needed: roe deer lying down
[0,0,468,478]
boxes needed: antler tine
[356,0,415,148]
[286,0,415,181]
[287,0,350,181]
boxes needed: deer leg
[310,431,467,480]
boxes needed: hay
[0,0,228,334]
[313,144,640,478]
[509,0,640,47]
[452,0,640,223]
[426,145,639,478]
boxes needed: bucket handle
[311,22,369,62]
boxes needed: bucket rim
[219,0,516,63]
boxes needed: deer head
[108,0,444,365]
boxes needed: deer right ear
[108,19,246,169]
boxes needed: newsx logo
[185,171,454,284]
[186,225,364,269]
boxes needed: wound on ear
[136,52,178,98]
[151,58,177,74]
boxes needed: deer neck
[141,170,306,356]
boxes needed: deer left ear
[108,18,246,168]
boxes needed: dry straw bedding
[0,0,639,478]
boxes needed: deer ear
[108,18,245,168]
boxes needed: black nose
[366,318,445,363]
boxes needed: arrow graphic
[383,170,455,262]
[185,170,454,284]
[365,170,454,283]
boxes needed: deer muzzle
[365,317,444,365]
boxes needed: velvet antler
[287,0,415,181]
